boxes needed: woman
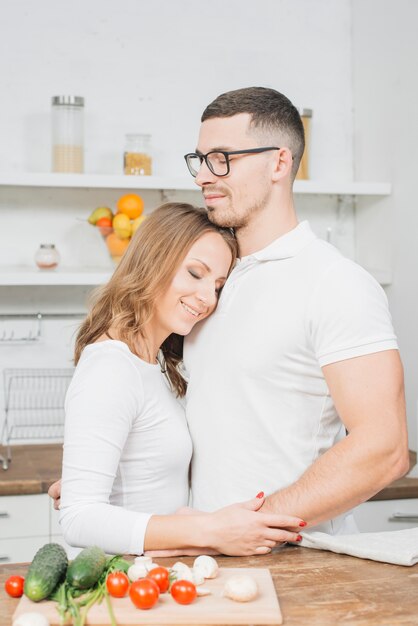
[59,203,303,556]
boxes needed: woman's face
[153,231,233,338]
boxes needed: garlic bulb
[13,613,50,626]
[223,575,258,602]
[193,555,219,579]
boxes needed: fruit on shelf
[105,232,130,262]
[87,193,147,264]
[113,213,132,239]
[132,214,147,235]
[116,193,144,220]
[87,206,113,225]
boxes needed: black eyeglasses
[184,147,280,177]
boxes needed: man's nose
[195,159,218,187]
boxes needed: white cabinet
[0,493,69,563]
[353,498,418,532]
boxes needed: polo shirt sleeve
[307,258,398,367]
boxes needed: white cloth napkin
[300,528,418,566]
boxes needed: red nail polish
[299,521,307,527]
[296,535,303,542]
[256,491,264,499]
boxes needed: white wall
[352,0,418,458]
[0,0,353,179]
[5,1,414,451]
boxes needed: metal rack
[0,312,84,343]
[0,368,74,470]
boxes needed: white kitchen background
[0,0,417,462]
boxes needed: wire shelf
[1,367,74,470]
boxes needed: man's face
[194,113,274,230]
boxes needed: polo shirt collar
[244,221,317,262]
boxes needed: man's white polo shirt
[183,221,398,534]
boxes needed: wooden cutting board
[13,567,282,625]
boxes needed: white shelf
[0,267,113,286]
[0,172,391,196]
[0,265,391,288]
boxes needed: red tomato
[146,566,170,593]
[5,575,25,598]
[129,578,160,610]
[170,579,197,605]
[106,571,130,598]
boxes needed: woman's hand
[48,479,62,510]
[206,495,304,556]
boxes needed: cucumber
[66,546,107,589]
[24,543,68,602]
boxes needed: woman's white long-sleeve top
[59,340,192,555]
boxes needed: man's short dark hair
[202,86,304,181]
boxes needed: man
[50,86,408,538]
[182,86,409,534]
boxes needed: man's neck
[237,195,299,257]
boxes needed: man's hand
[48,479,62,510]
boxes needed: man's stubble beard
[206,187,271,230]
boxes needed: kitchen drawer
[353,498,418,532]
[0,494,49,538]
[0,535,50,564]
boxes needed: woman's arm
[144,496,304,556]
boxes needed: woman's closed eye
[188,269,202,280]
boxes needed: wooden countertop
[0,444,63,496]
[1,444,418,500]
[1,548,418,625]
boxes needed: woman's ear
[271,147,293,182]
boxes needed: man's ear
[271,147,293,182]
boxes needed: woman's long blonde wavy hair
[75,202,238,396]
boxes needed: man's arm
[262,350,410,526]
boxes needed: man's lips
[203,193,226,201]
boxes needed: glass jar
[296,108,313,180]
[124,133,152,175]
[51,96,84,173]
[34,244,60,270]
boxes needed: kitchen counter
[1,548,418,625]
[1,444,418,500]
[0,444,62,496]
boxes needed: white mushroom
[127,562,148,581]
[134,555,153,567]
[193,555,219,579]
[196,586,212,596]
[13,613,50,626]
[223,575,258,602]
[170,561,194,581]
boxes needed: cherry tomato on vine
[5,575,25,598]
[106,571,130,598]
[170,579,197,605]
[129,578,160,610]
[146,566,170,593]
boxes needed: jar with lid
[34,244,60,270]
[124,133,152,175]
[296,108,313,180]
[51,96,84,173]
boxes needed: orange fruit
[116,193,144,220]
[105,232,130,258]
